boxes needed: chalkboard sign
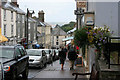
[75,56,83,67]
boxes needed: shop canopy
[62,36,74,42]
[0,35,8,43]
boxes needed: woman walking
[58,47,67,70]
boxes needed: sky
[16,0,76,23]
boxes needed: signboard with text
[77,1,86,8]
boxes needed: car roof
[0,46,15,49]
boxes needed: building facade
[1,1,17,45]
[88,1,120,36]
[52,25,67,48]
[35,10,52,49]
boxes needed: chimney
[38,10,44,22]
[28,13,32,17]
[28,10,34,17]
[11,0,19,7]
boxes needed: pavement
[29,59,88,80]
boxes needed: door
[15,47,22,75]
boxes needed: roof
[43,22,51,27]
[28,17,37,22]
[67,27,76,34]
[52,26,67,36]
[2,2,25,14]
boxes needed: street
[28,59,86,80]
[17,59,87,80]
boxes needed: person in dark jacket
[68,46,77,70]
[58,47,67,70]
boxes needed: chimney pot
[38,10,45,22]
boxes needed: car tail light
[3,65,10,71]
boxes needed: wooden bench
[72,64,99,80]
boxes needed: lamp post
[25,8,34,49]
[74,8,84,30]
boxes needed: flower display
[88,25,112,51]
[74,25,113,52]
[74,26,90,48]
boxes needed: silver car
[26,49,47,68]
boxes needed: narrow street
[27,59,87,80]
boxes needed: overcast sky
[17,0,76,23]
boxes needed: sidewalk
[30,59,88,79]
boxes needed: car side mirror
[17,55,21,59]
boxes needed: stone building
[52,24,67,49]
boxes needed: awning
[66,40,71,45]
[0,35,8,43]
[62,36,74,42]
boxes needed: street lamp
[74,8,84,30]
[25,8,34,49]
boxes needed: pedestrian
[58,46,67,70]
[53,50,56,61]
[68,46,78,70]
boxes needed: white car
[26,49,47,68]
[39,49,53,63]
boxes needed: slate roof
[28,17,37,22]
[52,25,67,36]
[2,2,25,14]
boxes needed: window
[19,47,25,56]
[28,23,30,29]
[4,24,6,36]
[11,25,14,36]
[11,11,13,21]
[4,10,6,20]
[28,34,30,40]
[22,15,24,23]
[34,33,36,40]
[17,14,19,19]
[18,27,20,37]
[56,42,59,45]
[15,48,22,58]
[56,36,59,39]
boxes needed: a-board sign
[75,56,83,67]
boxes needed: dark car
[0,62,4,80]
[0,45,29,80]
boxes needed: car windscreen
[26,50,41,56]
[0,48,14,58]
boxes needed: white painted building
[87,1,120,36]
[1,2,17,44]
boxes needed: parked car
[0,45,29,80]
[39,49,53,63]
[26,49,47,68]
[0,62,4,80]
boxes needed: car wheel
[22,66,28,80]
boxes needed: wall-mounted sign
[77,1,86,8]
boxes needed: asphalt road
[17,63,52,80]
